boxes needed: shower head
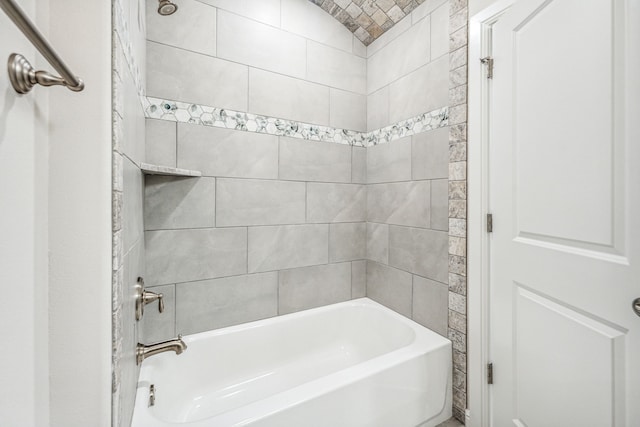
[157,0,178,16]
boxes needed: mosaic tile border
[144,96,448,148]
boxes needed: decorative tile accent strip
[447,0,468,423]
[144,96,448,148]
[309,0,429,45]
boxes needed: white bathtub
[132,298,452,427]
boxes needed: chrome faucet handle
[135,277,165,320]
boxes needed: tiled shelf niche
[140,162,201,177]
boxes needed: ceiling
[309,0,428,45]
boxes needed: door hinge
[487,363,494,385]
[487,213,493,233]
[480,56,494,79]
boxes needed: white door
[489,0,640,426]
[0,1,50,425]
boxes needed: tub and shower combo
[132,298,452,427]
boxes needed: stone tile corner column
[448,0,468,423]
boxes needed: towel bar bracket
[8,53,84,94]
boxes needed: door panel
[514,284,624,427]
[489,0,639,426]
[513,0,615,250]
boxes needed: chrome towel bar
[1,0,84,93]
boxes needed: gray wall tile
[367,181,430,228]
[330,89,367,132]
[388,55,449,124]
[329,223,366,262]
[146,0,216,56]
[366,261,412,317]
[217,179,305,227]
[430,3,450,59]
[175,272,278,334]
[307,183,366,223]
[279,263,352,314]
[366,222,389,264]
[144,176,215,230]
[351,146,367,184]
[197,0,281,27]
[123,159,144,253]
[367,16,431,93]
[145,228,247,286]
[249,69,329,125]
[431,179,449,231]
[279,137,351,182]
[248,224,328,273]
[177,124,278,179]
[145,119,176,167]
[366,137,412,183]
[147,41,248,110]
[367,86,389,131]
[412,127,449,180]
[121,65,145,164]
[140,284,175,343]
[281,0,354,52]
[119,240,143,427]
[412,276,448,336]
[388,226,448,283]
[217,10,306,79]
[352,260,366,298]
[307,41,367,94]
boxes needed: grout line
[410,275,414,319]
[172,283,177,336]
[153,259,368,290]
[350,261,353,299]
[246,226,249,274]
[214,5,218,56]
[368,51,450,98]
[214,178,218,227]
[174,122,178,168]
[327,223,330,263]
[276,270,280,315]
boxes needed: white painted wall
[0,0,49,425]
[1,0,111,425]
[47,0,112,423]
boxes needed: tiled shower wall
[366,0,449,130]
[142,122,367,340]
[364,0,450,335]
[112,0,147,426]
[142,0,369,341]
[145,0,367,131]
[138,0,468,424]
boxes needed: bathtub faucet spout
[136,335,187,365]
